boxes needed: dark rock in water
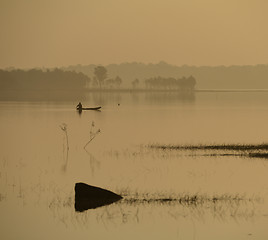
[75,182,123,212]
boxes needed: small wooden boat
[75,182,123,211]
[76,106,101,111]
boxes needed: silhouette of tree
[187,75,196,89]
[94,66,107,89]
[105,78,115,88]
[114,76,122,88]
[103,76,123,89]
[92,76,98,88]
[132,78,139,89]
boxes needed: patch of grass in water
[249,152,268,159]
[121,193,249,207]
[148,143,268,151]
[147,143,268,159]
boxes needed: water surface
[1,91,268,239]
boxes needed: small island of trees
[90,66,196,91]
[145,76,196,91]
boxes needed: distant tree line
[145,76,196,90]
[0,66,197,92]
[64,62,268,89]
[0,68,89,91]
[91,66,197,91]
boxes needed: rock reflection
[72,195,261,226]
[46,189,265,230]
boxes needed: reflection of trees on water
[144,91,195,104]
[89,91,195,106]
[2,90,195,104]
[91,92,122,106]
[0,89,88,101]
[131,92,140,104]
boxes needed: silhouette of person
[76,102,82,110]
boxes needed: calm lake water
[1,91,268,239]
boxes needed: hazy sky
[1,0,268,68]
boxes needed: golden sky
[0,0,268,68]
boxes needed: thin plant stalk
[84,121,100,149]
[59,123,69,150]
[59,123,69,172]
[84,136,95,149]
[64,130,69,150]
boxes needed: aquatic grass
[123,196,199,205]
[48,192,260,227]
[122,194,246,206]
[46,186,262,226]
[118,188,250,207]
[248,152,268,159]
[147,143,268,160]
[49,194,74,209]
[189,153,246,158]
[148,143,268,151]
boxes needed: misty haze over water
[1,0,268,239]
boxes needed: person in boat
[76,102,82,110]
